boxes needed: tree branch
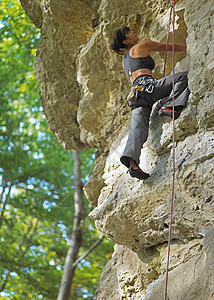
[0,181,7,205]
[72,236,105,269]
[0,185,12,228]
[0,271,9,292]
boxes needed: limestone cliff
[20,0,214,299]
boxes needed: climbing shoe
[128,167,150,180]
[159,107,181,119]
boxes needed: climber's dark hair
[110,26,131,55]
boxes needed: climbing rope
[163,1,175,77]
[164,1,176,300]
[163,6,172,77]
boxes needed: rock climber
[111,26,190,180]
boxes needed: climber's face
[123,30,139,47]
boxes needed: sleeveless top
[123,48,155,79]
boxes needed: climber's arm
[133,40,186,56]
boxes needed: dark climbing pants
[120,71,190,168]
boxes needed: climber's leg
[120,105,152,170]
[152,71,189,107]
[163,71,190,109]
[150,71,190,119]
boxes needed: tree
[58,150,105,300]
[58,149,85,299]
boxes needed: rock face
[20,0,100,149]
[20,0,214,299]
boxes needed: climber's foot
[159,107,181,119]
[128,167,150,180]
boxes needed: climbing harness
[126,86,139,104]
[164,1,176,300]
[126,76,156,105]
[134,77,156,94]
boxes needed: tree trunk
[57,150,85,300]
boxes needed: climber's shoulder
[131,40,166,57]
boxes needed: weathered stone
[96,246,120,300]
[20,0,43,28]
[115,245,159,299]
[83,151,106,207]
[97,237,204,299]
[143,227,214,300]
[185,0,213,98]
[89,129,214,251]
[21,0,101,149]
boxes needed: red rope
[164,2,176,300]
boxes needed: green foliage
[0,1,114,299]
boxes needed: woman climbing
[111,26,190,180]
